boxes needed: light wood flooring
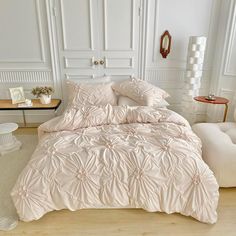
[1,128,235,236]
[14,127,38,135]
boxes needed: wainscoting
[146,67,211,121]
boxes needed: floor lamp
[182,36,207,124]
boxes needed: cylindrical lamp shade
[181,36,207,124]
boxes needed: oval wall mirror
[160,30,172,58]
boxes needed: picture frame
[9,87,26,104]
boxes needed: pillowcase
[118,95,169,107]
[118,96,139,106]
[112,78,169,106]
[66,76,111,103]
[67,81,117,107]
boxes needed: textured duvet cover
[11,105,219,224]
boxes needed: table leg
[22,110,26,127]
[223,103,228,122]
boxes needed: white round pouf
[0,123,22,156]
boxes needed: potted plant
[31,86,54,104]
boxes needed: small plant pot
[39,95,51,104]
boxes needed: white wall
[0,0,235,124]
[144,0,222,121]
[208,0,236,122]
[0,0,56,124]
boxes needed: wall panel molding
[146,68,184,83]
[0,0,46,63]
[105,57,134,69]
[220,88,235,99]
[152,0,160,62]
[146,67,211,84]
[103,0,135,51]
[35,0,46,63]
[223,0,236,76]
[64,57,94,69]
[218,88,235,121]
[0,71,53,83]
[150,0,216,69]
[60,0,94,51]
[65,74,95,80]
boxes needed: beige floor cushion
[192,122,236,187]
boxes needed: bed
[11,78,219,224]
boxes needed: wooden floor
[14,127,38,135]
[1,188,236,236]
[2,128,235,236]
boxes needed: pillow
[118,95,169,107]
[68,82,117,107]
[112,78,169,106]
[152,98,170,108]
[66,76,111,103]
[118,96,139,106]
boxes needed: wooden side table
[0,99,62,127]
[194,96,229,122]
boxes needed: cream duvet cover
[11,105,219,224]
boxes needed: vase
[39,95,51,104]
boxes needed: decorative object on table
[9,87,25,104]
[17,99,33,108]
[194,96,229,122]
[205,94,216,101]
[0,123,21,156]
[160,30,171,58]
[181,36,207,124]
[31,86,54,104]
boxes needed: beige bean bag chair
[192,110,236,187]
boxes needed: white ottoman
[192,122,236,187]
[0,123,22,156]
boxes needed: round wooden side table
[194,96,229,122]
[0,123,22,155]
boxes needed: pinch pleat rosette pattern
[112,78,169,106]
[11,105,219,224]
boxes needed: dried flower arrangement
[31,86,54,98]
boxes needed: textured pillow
[118,95,169,107]
[68,82,117,107]
[66,76,111,103]
[112,78,169,106]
